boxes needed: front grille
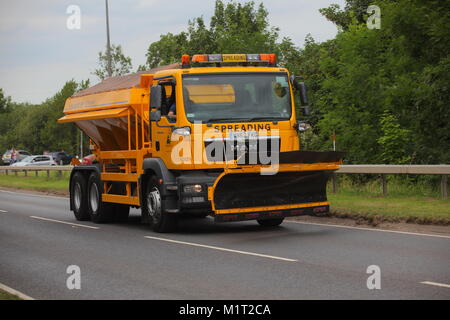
[204,136,280,165]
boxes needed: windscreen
[182,73,292,123]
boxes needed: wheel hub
[147,186,161,221]
[89,183,99,212]
[74,182,82,211]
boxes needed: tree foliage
[145,0,283,68]
[93,44,133,80]
[1,0,449,166]
[0,81,89,157]
[301,0,450,164]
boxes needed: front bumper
[214,203,329,222]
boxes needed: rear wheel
[143,176,178,233]
[71,172,89,221]
[257,218,284,227]
[87,172,115,223]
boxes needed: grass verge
[328,192,450,225]
[0,171,69,192]
[326,175,450,225]
[0,289,21,300]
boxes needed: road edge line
[30,216,99,230]
[285,220,450,239]
[0,189,68,200]
[420,281,450,289]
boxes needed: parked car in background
[2,149,31,165]
[81,154,96,165]
[49,151,73,165]
[11,155,56,167]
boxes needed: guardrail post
[35,170,38,177]
[24,170,27,177]
[14,170,18,176]
[58,170,62,178]
[47,170,50,179]
[5,169,8,176]
[441,175,448,199]
[381,174,387,196]
[332,173,337,193]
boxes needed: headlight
[183,184,203,193]
[172,127,191,136]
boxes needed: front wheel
[143,177,178,233]
[257,218,284,227]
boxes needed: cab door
[150,78,177,161]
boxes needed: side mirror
[150,110,161,122]
[298,81,308,106]
[150,85,162,110]
[291,75,310,115]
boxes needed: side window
[157,80,176,117]
[34,157,43,162]
[271,77,290,114]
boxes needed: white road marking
[0,283,35,300]
[420,281,450,289]
[285,220,450,239]
[144,236,297,262]
[0,189,68,200]
[0,209,7,213]
[30,216,99,230]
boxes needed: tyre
[87,172,115,223]
[71,172,89,221]
[143,176,178,233]
[257,218,284,227]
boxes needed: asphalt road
[1,189,449,300]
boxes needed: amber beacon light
[186,53,277,66]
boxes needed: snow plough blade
[209,150,345,222]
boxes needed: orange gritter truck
[59,53,344,232]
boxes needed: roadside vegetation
[327,175,450,225]
[0,171,69,193]
[0,289,21,300]
[1,0,448,166]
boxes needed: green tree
[309,0,450,163]
[93,44,133,80]
[0,89,12,114]
[377,110,412,164]
[319,0,375,30]
[145,0,284,68]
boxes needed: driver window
[159,82,176,122]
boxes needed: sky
[0,0,346,104]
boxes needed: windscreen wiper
[248,116,289,122]
[205,117,252,123]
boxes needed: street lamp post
[105,0,112,78]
